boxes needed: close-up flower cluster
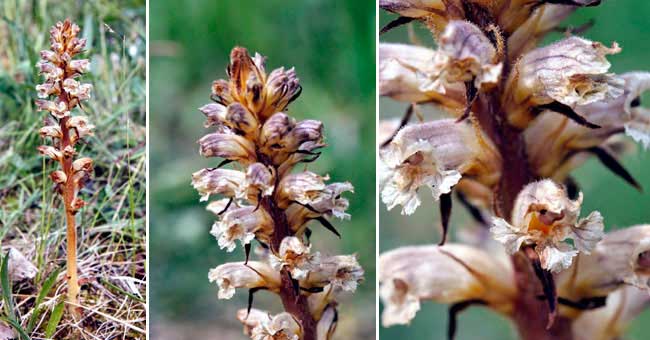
[378,1,649,339]
[193,47,364,340]
[36,19,94,315]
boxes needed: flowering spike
[36,18,93,317]
[196,47,362,340]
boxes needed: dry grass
[0,0,146,339]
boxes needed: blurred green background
[379,1,650,339]
[149,1,375,339]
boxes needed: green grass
[0,0,145,338]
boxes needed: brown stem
[475,85,572,338]
[59,114,81,317]
[262,196,317,340]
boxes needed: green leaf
[27,268,62,332]
[0,316,30,340]
[44,301,65,339]
[0,253,16,322]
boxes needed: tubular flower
[196,47,361,340]
[526,72,650,180]
[237,309,302,340]
[490,180,604,273]
[35,19,94,311]
[379,1,650,338]
[572,286,650,340]
[379,43,466,108]
[379,119,498,215]
[208,262,281,299]
[418,21,502,94]
[379,244,516,327]
[557,225,650,301]
[506,36,624,128]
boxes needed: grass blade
[27,268,62,332]
[0,316,30,340]
[0,254,16,322]
[44,301,65,339]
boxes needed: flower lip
[490,179,604,273]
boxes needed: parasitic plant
[378,1,650,339]
[36,19,94,314]
[193,47,364,339]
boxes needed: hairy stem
[262,196,317,340]
[59,113,80,316]
[475,85,572,338]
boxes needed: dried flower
[35,19,93,314]
[196,47,361,340]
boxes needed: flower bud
[379,244,515,327]
[490,179,604,273]
[208,261,281,299]
[211,79,233,105]
[50,170,67,184]
[199,103,228,128]
[263,66,301,119]
[244,163,275,199]
[226,102,259,138]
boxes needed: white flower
[379,244,515,327]
[378,43,466,107]
[270,237,320,280]
[514,36,624,107]
[191,168,246,201]
[620,72,650,149]
[237,309,301,340]
[419,21,502,92]
[489,179,604,272]
[209,204,273,252]
[557,225,650,299]
[208,262,280,300]
[380,120,480,215]
[305,255,364,293]
[572,286,650,340]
